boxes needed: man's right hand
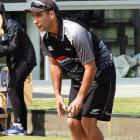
[55,95,66,117]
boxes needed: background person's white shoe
[2,123,25,136]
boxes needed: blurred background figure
[0,2,36,136]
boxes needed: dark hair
[0,2,5,16]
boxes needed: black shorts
[68,65,116,121]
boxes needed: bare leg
[67,118,88,140]
[81,117,104,140]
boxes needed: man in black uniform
[0,2,36,135]
[26,0,116,139]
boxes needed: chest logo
[48,46,54,51]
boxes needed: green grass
[1,98,139,140]
[28,97,140,115]
[113,97,140,114]
[0,136,71,140]
[28,98,68,110]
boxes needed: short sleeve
[73,25,95,65]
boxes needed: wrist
[76,95,84,104]
[55,93,62,99]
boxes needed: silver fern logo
[90,109,101,115]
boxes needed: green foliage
[125,66,137,78]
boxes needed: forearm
[0,19,18,57]
[0,34,15,56]
[50,64,62,96]
[49,57,63,97]
[77,61,96,103]
[49,57,66,116]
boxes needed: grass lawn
[0,98,139,140]
[29,97,140,115]
[113,97,140,114]
[0,136,71,140]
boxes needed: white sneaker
[3,123,25,136]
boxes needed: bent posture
[26,0,116,139]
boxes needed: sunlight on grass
[0,136,71,140]
[113,97,140,114]
[29,98,68,110]
[28,97,140,114]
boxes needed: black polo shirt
[41,18,113,88]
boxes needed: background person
[0,2,37,135]
[25,0,116,139]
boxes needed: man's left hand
[68,97,83,116]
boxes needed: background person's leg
[8,79,27,130]
[8,62,34,131]
[16,82,27,130]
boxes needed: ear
[49,10,56,20]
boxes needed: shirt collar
[44,17,64,41]
[58,17,64,41]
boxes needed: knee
[81,117,97,131]
[67,118,80,130]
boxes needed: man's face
[32,11,52,32]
